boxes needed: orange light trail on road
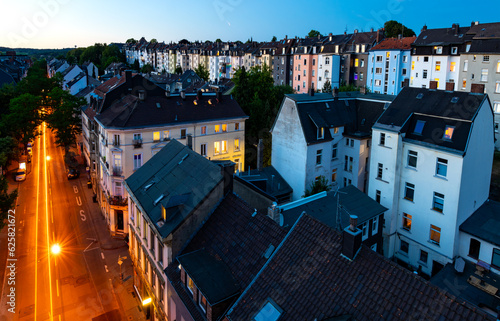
[35,124,41,321]
[43,122,55,321]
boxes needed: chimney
[125,70,132,90]
[471,83,485,93]
[332,87,339,99]
[196,89,202,101]
[257,139,264,172]
[445,81,455,91]
[138,90,145,101]
[421,25,428,32]
[342,215,362,261]
[429,80,438,89]
[180,90,186,100]
[217,161,234,195]
[309,85,315,96]
[354,29,358,33]
[401,78,409,88]
[398,34,402,40]
[165,88,171,98]
[370,28,374,32]
[344,31,347,35]
[187,134,193,150]
[267,202,280,224]
[471,21,475,27]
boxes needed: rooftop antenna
[333,182,348,231]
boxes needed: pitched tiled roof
[460,199,500,247]
[414,26,472,46]
[226,214,495,321]
[371,37,416,51]
[165,193,288,321]
[375,87,487,154]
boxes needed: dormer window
[199,292,207,312]
[254,300,282,321]
[443,126,455,140]
[162,205,166,221]
[317,127,324,139]
[186,274,195,294]
[414,120,425,135]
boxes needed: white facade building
[368,87,494,277]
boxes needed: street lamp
[51,244,61,255]
[46,156,51,161]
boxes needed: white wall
[272,97,308,200]
[459,231,500,275]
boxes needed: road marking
[76,196,82,206]
[73,186,78,194]
[104,265,109,273]
[35,125,41,321]
[53,231,55,241]
[84,239,97,252]
[79,210,86,221]
[56,280,59,296]
[101,252,105,260]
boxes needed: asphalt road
[1,123,121,321]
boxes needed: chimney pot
[429,80,438,89]
[471,83,485,93]
[180,90,186,100]
[349,215,358,232]
[342,215,362,260]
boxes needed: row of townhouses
[125,22,500,149]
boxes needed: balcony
[109,195,128,207]
[133,139,142,148]
[112,166,122,177]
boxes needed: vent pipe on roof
[138,90,145,101]
[267,202,280,224]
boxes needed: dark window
[375,190,381,203]
[404,183,415,201]
[414,120,425,135]
[400,240,409,254]
[468,238,481,259]
[377,163,383,179]
[380,133,385,146]
[419,250,428,264]
[408,150,418,168]
[492,249,500,269]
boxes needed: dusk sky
[1,0,499,49]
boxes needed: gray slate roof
[177,249,240,306]
[375,87,487,154]
[459,200,500,247]
[125,140,223,238]
[281,185,387,230]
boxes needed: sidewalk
[71,142,147,321]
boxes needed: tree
[102,44,125,69]
[215,38,222,43]
[384,20,416,38]
[140,64,154,74]
[0,137,17,168]
[194,64,209,81]
[307,29,322,38]
[322,80,332,93]
[45,87,85,149]
[0,175,18,230]
[271,36,277,42]
[303,176,332,197]
[150,38,158,44]
[126,38,137,44]
[132,59,140,71]
[1,93,41,142]
[174,66,183,75]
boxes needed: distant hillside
[0,47,73,60]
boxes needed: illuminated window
[434,46,443,54]
[234,138,239,151]
[375,79,381,86]
[434,78,440,88]
[355,58,359,67]
[462,78,467,89]
[153,131,160,142]
[435,61,441,71]
[214,141,220,154]
[411,61,415,70]
[331,168,337,182]
[333,127,339,134]
[481,69,488,82]
[497,60,500,73]
[494,102,500,113]
[450,62,456,72]
[215,125,220,133]
[199,292,207,312]
[221,140,227,153]
[317,127,324,139]
[354,72,358,80]
[495,81,500,93]
[186,274,195,294]
[432,192,445,212]
[201,126,206,135]
[386,51,390,58]
[443,126,454,140]
[430,225,441,245]
[222,124,227,132]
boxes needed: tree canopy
[303,176,332,197]
[307,29,322,38]
[194,64,209,81]
[140,64,154,74]
[384,20,416,38]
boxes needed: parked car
[15,169,26,181]
[67,168,80,180]
[27,147,32,155]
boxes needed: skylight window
[254,301,282,321]
[153,194,164,206]
[416,93,424,99]
[443,126,455,140]
[144,181,155,191]
[451,97,459,103]
[414,120,425,134]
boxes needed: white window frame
[432,192,445,213]
[402,213,412,231]
[316,149,322,165]
[481,69,488,82]
[372,217,378,234]
[407,150,418,169]
[436,158,448,177]
[430,224,441,245]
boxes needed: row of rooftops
[124,21,500,60]
[125,139,499,321]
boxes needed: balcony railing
[112,166,122,176]
[109,195,128,206]
[133,139,142,148]
[113,140,120,147]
